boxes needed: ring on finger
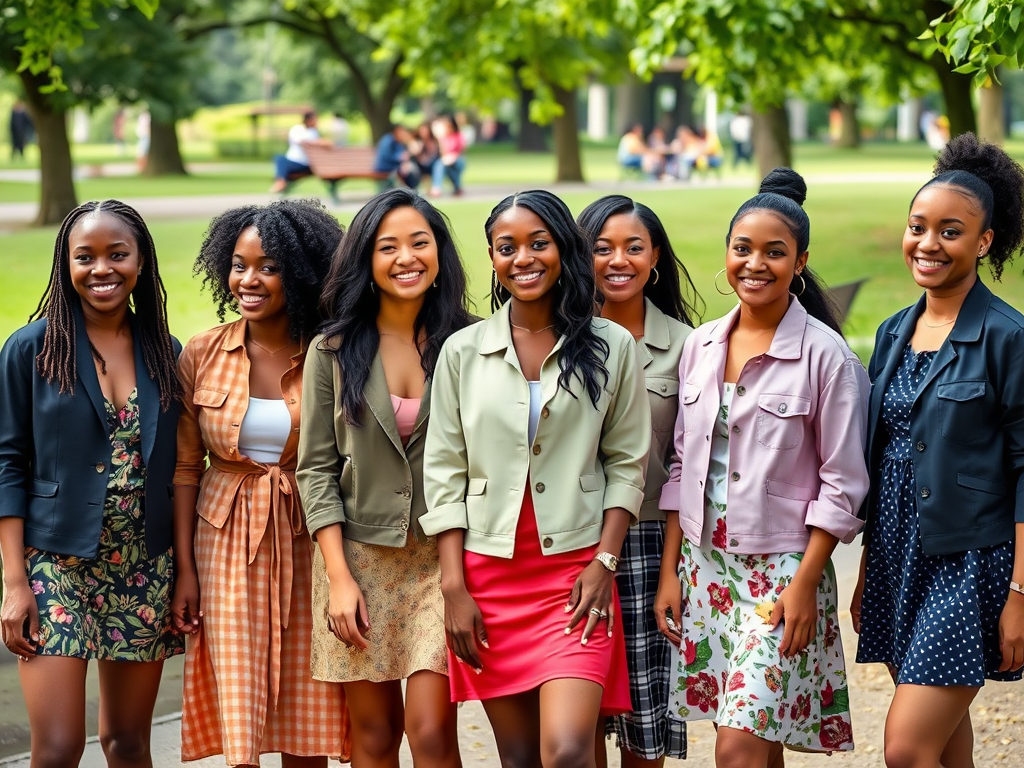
[589,607,608,619]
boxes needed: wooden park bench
[284,143,390,202]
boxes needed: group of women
[1,131,1024,768]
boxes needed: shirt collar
[705,295,807,360]
[641,298,671,351]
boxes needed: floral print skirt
[24,488,183,661]
[670,514,854,752]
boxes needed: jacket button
[732,425,740,434]
[402,488,411,499]
[95,463,106,473]
[289,398,296,404]
[541,407,550,419]
[778,403,787,413]
[660,384,667,392]
[916,441,926,452]
[533,445,541,455]
[920,487,931,499]
[730,538,738,547]
[731,471,740,481]
[736,385,746,396]
[535,482,545,493]
[400,519,409,530]
[542,536,553,548]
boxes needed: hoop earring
[714,268,735,296]
[651,267,660,285]
[793,272,806,297]
[433,279,439,288]
[369,280,376,294]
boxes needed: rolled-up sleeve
[173,340,208,487]
[807,357,870,543]
[599,334,651,518]
[421,341,469,536]
[295,339,347,536]
[0,332,32,519]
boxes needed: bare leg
[884,684,979,768]
[405,671,461,768]
[538,678,604,768]
[714,726,776,768]
[96,659,165,768]
[938,712,975,768]
[21,656,89,768]
[343,679,404,768]
[595,720,608,768]
[481,690,541,768]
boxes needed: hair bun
[759,167,807,206]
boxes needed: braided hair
[29,200,181,410]
[914,132,1024,280]
[727,168,843,334]
[486,190,610,407]
[194,198,343,342]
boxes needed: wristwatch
[594,551,619,572]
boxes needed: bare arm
[316,523,370,649]
[0,517,37,656]
[438,527,486,671]
[654,511,683,645]
[769,526,839,657]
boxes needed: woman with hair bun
[173,199,348,767]
[577,195,702,768]
[853,133,1024,768]
[657,169,869,762]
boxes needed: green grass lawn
[5,181,1024,363]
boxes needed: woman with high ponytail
[853,133,1024,767]
[655,169,869,761]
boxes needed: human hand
[326,573,370,650]
[0,580,38,660]
[171,567,203,634]
[654,570,682,647]
[770,577,818,658]
[442,584,487,672]
[999,590,1024,672]
[565,560,616,645]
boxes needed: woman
[577,195,702,768]
[422,190,651,768]
[413,122,441,185]
[0,200,182,767]
[429,115,466,198]
[172,199,347,767]
[853,133,1024,768]
[296,188,472,768]
[656,169,869,764]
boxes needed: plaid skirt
[606,520,687,760]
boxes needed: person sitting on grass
[270,111,333,195]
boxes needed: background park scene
[4,0,1024,765]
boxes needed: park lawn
[5,182,1024,364]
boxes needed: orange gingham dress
[175,321,349,765]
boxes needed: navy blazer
[863,280,1024,556]
[0,313,181,558]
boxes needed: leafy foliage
[926,0,1024,80]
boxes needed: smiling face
[903,184,993,296]
[228,226,288,324]
[593,212,659,306]
[370,205,440,304]
[725,210,807,313]
[68,211,142,318]
[489,205,562,302]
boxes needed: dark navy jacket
[862,280,1024,556]
[0,315,180,558]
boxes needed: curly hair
[318,188,473,426]
[727,168,843,334]
[29,200,181,410]
[576,194,704,327]
[194,198,343,341]
[486,190,610,407]
[914,132,1024,280]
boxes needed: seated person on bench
[270,112,332,193]
[373,124,421,189]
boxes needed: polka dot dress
[856,345,1020,686]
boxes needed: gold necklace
[248,337,293,355]
[510,312,555,334]
[922,315,956,328]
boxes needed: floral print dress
[669,384,854,752]
[24,388,183,661]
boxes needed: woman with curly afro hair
[172,199,349,767]
[854,133,1024,768]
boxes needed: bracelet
[1010,581,1024,596]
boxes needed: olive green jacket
[296,334,429,546]
[421,303,651,558]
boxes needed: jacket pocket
[956,472,1004,496]
[647,376,680,435]
[765,478,815,532]
[193,388,228,408]
[29,479,59,497]
[467,478,487,495]
[580,474,602,493]
[680,383,700,435]
[937,380,988,445]
[756,394,810,450]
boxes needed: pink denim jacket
[660,298,869,554]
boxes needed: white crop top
[238,397,291,464]
[528,380,543,445]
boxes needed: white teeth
[240,295,265,304]
[92,284,117,293]
[606,275,634,283]
[916,259,945,268]
[741,278,769,286]
[512,272,541,282]
[394,271,421,280]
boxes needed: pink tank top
[389,395,421,446]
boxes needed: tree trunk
[552,86,584,183]
[516,80,548,152]
[752,104,792,179]
[143,118,188,176]
[977,77,1005,146]
[366,101,394,145]
[931,55,976,138]
[19,70,77,226]
[837,100,860,149]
